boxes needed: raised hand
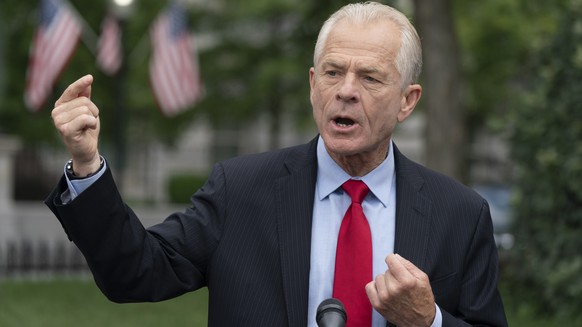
[51,74,102,176]
[366,253,436,327]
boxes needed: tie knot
[342,180,369,204]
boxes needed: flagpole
[110,0,135,189]
[66,0,98,55]
[128,28,150,69]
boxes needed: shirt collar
[316,136,395,207]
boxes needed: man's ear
[398,84,422,123]
[309,67,316,89]
[309,67,316,103]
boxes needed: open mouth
[334,117,355,127]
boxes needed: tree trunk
[414,0,467,183]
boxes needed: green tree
[453,0,559,185]
[452,0,582,318]
[506,0,582,319]
[189,0,358,156]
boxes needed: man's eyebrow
[357,65,383,75]
[321,59,346,70]
[321,60,384,75]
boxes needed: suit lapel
[275,138,318,326]
[393,145,432,272]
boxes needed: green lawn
[0,279,578,326]
[0,279,208,327]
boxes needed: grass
[1,279,579,326]
[0,279,208,327]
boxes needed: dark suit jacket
[46,137,507,326]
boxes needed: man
[46,2,507,326]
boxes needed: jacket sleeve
[44,165,225,303]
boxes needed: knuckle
[50,109,58,121]
[378,288,389,302]
[387,281,400,295]
[373,297,384,310]
[419,271,429,281]
[392,285,403,296]
[401,278,415,289]
[62,122,76,134]
[375,273,384,284]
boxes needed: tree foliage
[505,0,582,318]
[190,0,358,151]
[454,0,557,130]
[451,0,582,318]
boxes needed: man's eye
[364,76,378,83]
[326,71,337,77]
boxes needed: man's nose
[336,74,359,103]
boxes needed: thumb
[79,80,92,99]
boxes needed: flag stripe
[25,0,82,112]
[97,14,122,75]
[153,18,184,112]
[149,1,201,116]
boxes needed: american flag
[149,1,202,116]
[24,0,82,112]
[96,13,122,76]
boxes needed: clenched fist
[366,253,436,327]
[51,74,102,177]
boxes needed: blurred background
[0,0,580,326]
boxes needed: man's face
[310,20,420,172]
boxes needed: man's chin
[322,139,362,157]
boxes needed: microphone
[316,298,347,327]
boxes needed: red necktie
[333,179,372,326]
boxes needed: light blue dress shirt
[307,136,442,327]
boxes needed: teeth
[335,118,354,127]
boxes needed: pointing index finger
[55,74,93,106]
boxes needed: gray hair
[313,1,422,89]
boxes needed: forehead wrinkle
[322,46,396,73]
[320,21,400,69]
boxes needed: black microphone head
[316,298,347,327]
